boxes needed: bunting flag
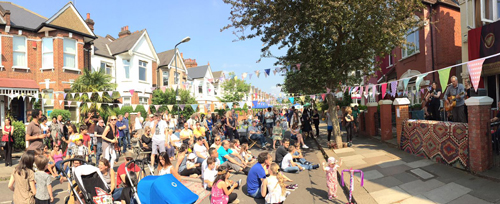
[321,93,326,101]
[381,83,387,99]
[421,89,425,94]
[96,103,102,109]
[131,104,137,111]
[415,73,428,89]
[342,86,347,93]
[205,104,210,111]
[227,102,234,109]
[249,74,253,79]
[144,105,150,112]
[67,101,72,106]
[234,76,238,80]
[238,101,244,108]
[242,72,248,80]
[86,92,91,99]
[78,93,83,98]
[289,97,295,104]
[107,91,113,97]
[438,67,452,92]
[179,104,185,110]
[352,86,359,93]
[391,81,398,97]
[296,64,301,70]
[64,93,67,99]
[467,58,486,92]
[97,92,103,98]
[118,104,123,109]
[155,105,161,111]
[54,93,59,100]
[300,96,305,102]
[191,104,198,112]
[167,105,173,111]
[129,89,135,96]
[59,100,64,106]
[255,70,260,78]
[372,85,377,99]
[87,102,91,107]
[310,95,315,100]
[365,85,370,95]
[71,93,75,98]
[264,69,270,77]
[360,86,364,97]
[364,93,369,99]
[77,102,82,107]
[402,78,410,91]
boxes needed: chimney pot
[181,53,183,59]
[86,13,90,19]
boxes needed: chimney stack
[118,26,131,38]
[4,10,10,26]
[181,52,183,59]
[85,13,94,32]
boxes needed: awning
[0,78,39,89]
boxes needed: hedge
[11,119,26,150]
[49,109,71,121]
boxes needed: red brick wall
[380,102,393,140]
[467,105,493,172]
[395,105,409,145]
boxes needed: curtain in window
[63,39,76,68]
[42,38,53,68]
[13,36,26,67]
[123,60,130,79]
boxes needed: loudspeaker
[470,88,487,97]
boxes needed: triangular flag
[227,102,234,109]
[372,85,377,98]
[381,83,387,99]
[59,100,64,106]
[438,67,452,91]
[87,92,92,99]
[327,88,331,94]
[144,105,150,112]
[71,93,76,98]
[54,93,59,100]
[78,93,83,98]
[96,103,102,109]
[67,101,72,106]
[360,86,364,97]
[131,104,137,111]
[421,89,425,94]
[467,58,486,92]
[242,72,247,80]
[118,104,123,109]
[107,91,113,97]
[97,92,103,98]
[191,104,198,112]
[129,89,135,96]
[415,73,428,89]
[342,86,347,93]
[321,93,326,101]
[289,97,295,104]
[249,73,253,79]
[364,93,369,99]
[87,102,92,107]
[63,93,67,99]
[264,69,270,76]
[402,78,410,91]
[300,96,305,102]
[154,105,161,111]
[77,102,82,107]
[391,81,398,97]
[238,101,244,108]
[179,104,185,111]
[167,105,173,111]
[296,64,301,70]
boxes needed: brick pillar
[360,111,366,133]
[366,102,378,137]
[379,100,393,141]
[465,96,494,172]
[393,98,410,145]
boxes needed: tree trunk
[326,93,343,148]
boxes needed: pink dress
[325,165,340,199]
[211,180,228,204]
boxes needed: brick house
[156,49,188,90]
[370,0,461,106]
[0,2,95,125]
[91,26,159,106]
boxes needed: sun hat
[327,157,336,164]
[187,153,196,160]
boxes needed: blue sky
[12,0,285,97]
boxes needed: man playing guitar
[444,76,466,123]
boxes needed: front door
[10,98,25,122]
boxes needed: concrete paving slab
[362,176,403,193]
[377,160,406,168]
[468,181,500,203]
[363,155,395,165]
[392,172,419,184]
[406,159,435,169]
[361,170,384,181]
[410,168,434,180]
[334,148,355,154]
[423,182,471,204]
[370,186,411,204]
[399,194,437,204]
[340,154,365,161]
[361,151,388,158]
[448,194,493,204]
[378,164,412,177]
[398,179,445,196]
[343,159,367,167]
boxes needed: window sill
[40,67,54,72]
[399,51,420,61]
[139,81,149,84]
[63,67,81,73]
[121,80,132,83]
[12,66,30,72]
[386,64,394,69]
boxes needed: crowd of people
[2,104,358,204]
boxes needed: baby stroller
[137,174,199,204]
[61,158,111,204]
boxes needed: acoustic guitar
[444,91,465,112]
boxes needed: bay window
[139,97,149,105]
[63,39,76,68]
[13,36,26,67]
[163,71,169,86]
[402,28,419,58]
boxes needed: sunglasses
[111,119,117,121]
[215,139,221,141]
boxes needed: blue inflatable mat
[138,175,199,204]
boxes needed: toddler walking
[34,155,54,203]
[323,157,342,200]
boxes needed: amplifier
[470,88,487,97]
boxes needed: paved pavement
[0,133,348,203]
[315,123,500,204]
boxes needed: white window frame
[162,70,169,86]
[63,38,78,72]
[198,85,203,94]
[139,60,147,82]
[123,60,130,79]
[401,28,420,59]
[41,38,54,71]
[387,54,394,68]
[12,36,28,71]
[123,97,131,106]
[100,61,113,76]
[466,0,476,28]
[480,0,498,23]
[139,97,149,105]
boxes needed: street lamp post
[173,36,190,114]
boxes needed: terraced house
[0,2,95,125]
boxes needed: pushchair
[137,174,199,204]
[61,158,111,204]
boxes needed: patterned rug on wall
[400,119,469,170]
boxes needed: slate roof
[187,65,209,79]
[0,2,47,30]
[157,49,175,67]
[93,35,113,58]
[213,71,223,79]
[107,30,145,55]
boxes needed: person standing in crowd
[134,112,144,131]
[34,156,53,204]
[50,116,60,147]
[301,109,313,138]
[352,106,360,133]
[178,114,186,129]
[205,115,214,144]
[226,112,238,141]
[427,82,442,121]
[26,109,46,151]
[151,113,168,167]
[94,118,105,164]
[2,118,14,167]
[116,115,128,153]
[265,107,274,137]
[444,76,466,123]
[102,116,118,168]
[85,112,98,155]
[40,116,51,149]
[144,114,154,129]
[123,112,131,149]
[8,153,36,204]
[312,109,320,137]
[344,107,354,147]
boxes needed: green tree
[217,72,251,102]
[151,88,197,118]
[222,0,422,147]
[49,109,71,121]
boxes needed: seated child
[239,143,255,164]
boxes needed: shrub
[50,109,71,121]
[11,119,26,150]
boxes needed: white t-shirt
[169,118,177,129]
[158,165,173,176]
[203,168,218,189]
[326,112,333,126]
[194,143,208,160]
[153,120,168,141]
[265,112,274,123]
[201,157,220,176]
[170,134,182,148]
[186,119,195,129]
[134,116,143,130]
[281,153,293,169]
